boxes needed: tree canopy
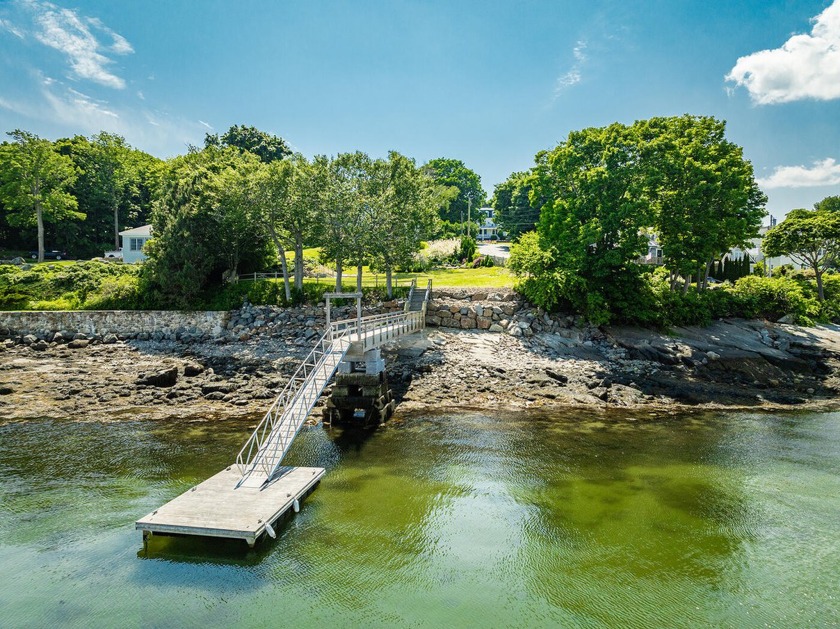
[511,115,766,322]
[422,157,486,226]
[491,172,543,239]
[204,124,291,163]
[0,130,83,261]
[763,206,840,301]
[145,146,274,305]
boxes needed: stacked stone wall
[424,289,580,338]
[0,310,230,343]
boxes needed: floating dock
[136,466,324,547]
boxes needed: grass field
[300,266,514,290]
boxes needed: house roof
[119,224,152,237]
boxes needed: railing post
[356,295,362,343]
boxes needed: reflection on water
[1,410,839,627]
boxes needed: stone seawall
[0,310,230,342]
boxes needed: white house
[477,207,500,241]
[119,224,152,263]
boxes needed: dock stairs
[235,279,432,488]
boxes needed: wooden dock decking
[136,466,324,547]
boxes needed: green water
[1,410,839,628]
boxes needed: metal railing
[404,278,417,313]
[234,280,432,487]
[330,309,425,352]
[235,327,351,486]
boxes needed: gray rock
[183,362,205,377]
[137,366,178,387]
[103,334,118,344]
[67,339,90,349]
[706,351,721,360]
[23,334,37,345]
[489,324,505,333]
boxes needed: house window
[130,238,146,251]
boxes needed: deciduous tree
[423,157,485,227]
[0,130,82,261]
[205,124,291,163]
[763,208,840,301]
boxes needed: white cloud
[198,120,213,131]
[726,1,840,104]
[554,40,587,97]
[31,1,133,89]
[0,17,25,38]
[758,158,840,188]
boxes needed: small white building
[477,207,499,241]
[119,224,152,263]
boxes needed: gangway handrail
[404,278,417,313]
[235,279,432,488]
[235,326,350,484]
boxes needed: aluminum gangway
[235,279,432,488]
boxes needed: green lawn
[301,266,514,290]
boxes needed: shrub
[730,275,820,323]
[458,236,477,262]
[83,275,143,310]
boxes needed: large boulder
[137,366,178,387]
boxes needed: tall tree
[54,134,160,258]
[814,195,840,213]
[147,146,272,305]
[251,155,319,299]
[762,208,840,301]
[0,130,83,261]
[313,152,373,292]
[423,157,486,226]
[492,171,543,239]
[205,124,291,163]
[369,152,438,297]
[640,115,766,292]
[528,122,653,321]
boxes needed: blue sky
[1,0,839,220]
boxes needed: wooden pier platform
[136,466,324,547]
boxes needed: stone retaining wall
[424,289,581,338]
[0,310,230,342]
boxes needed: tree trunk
[386,266,393,298]
[36,201,44,263]
[682,275,691,294]
[278,247,291,302]
[335,259,343,292]
[669,270,677,292]
[356,263,363,293]
[294,240,304,291]
[113,203,120,251]
[699,258,713,292]
[267,223,291,301]
[816,266,825,302]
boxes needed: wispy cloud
[198,120,213,131]
[726,0,840,104]
[27,0,133,89]
[758,158,840,189]
[0,17,25,38]
[553,40,587,98]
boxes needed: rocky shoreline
[2,290,840,424]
